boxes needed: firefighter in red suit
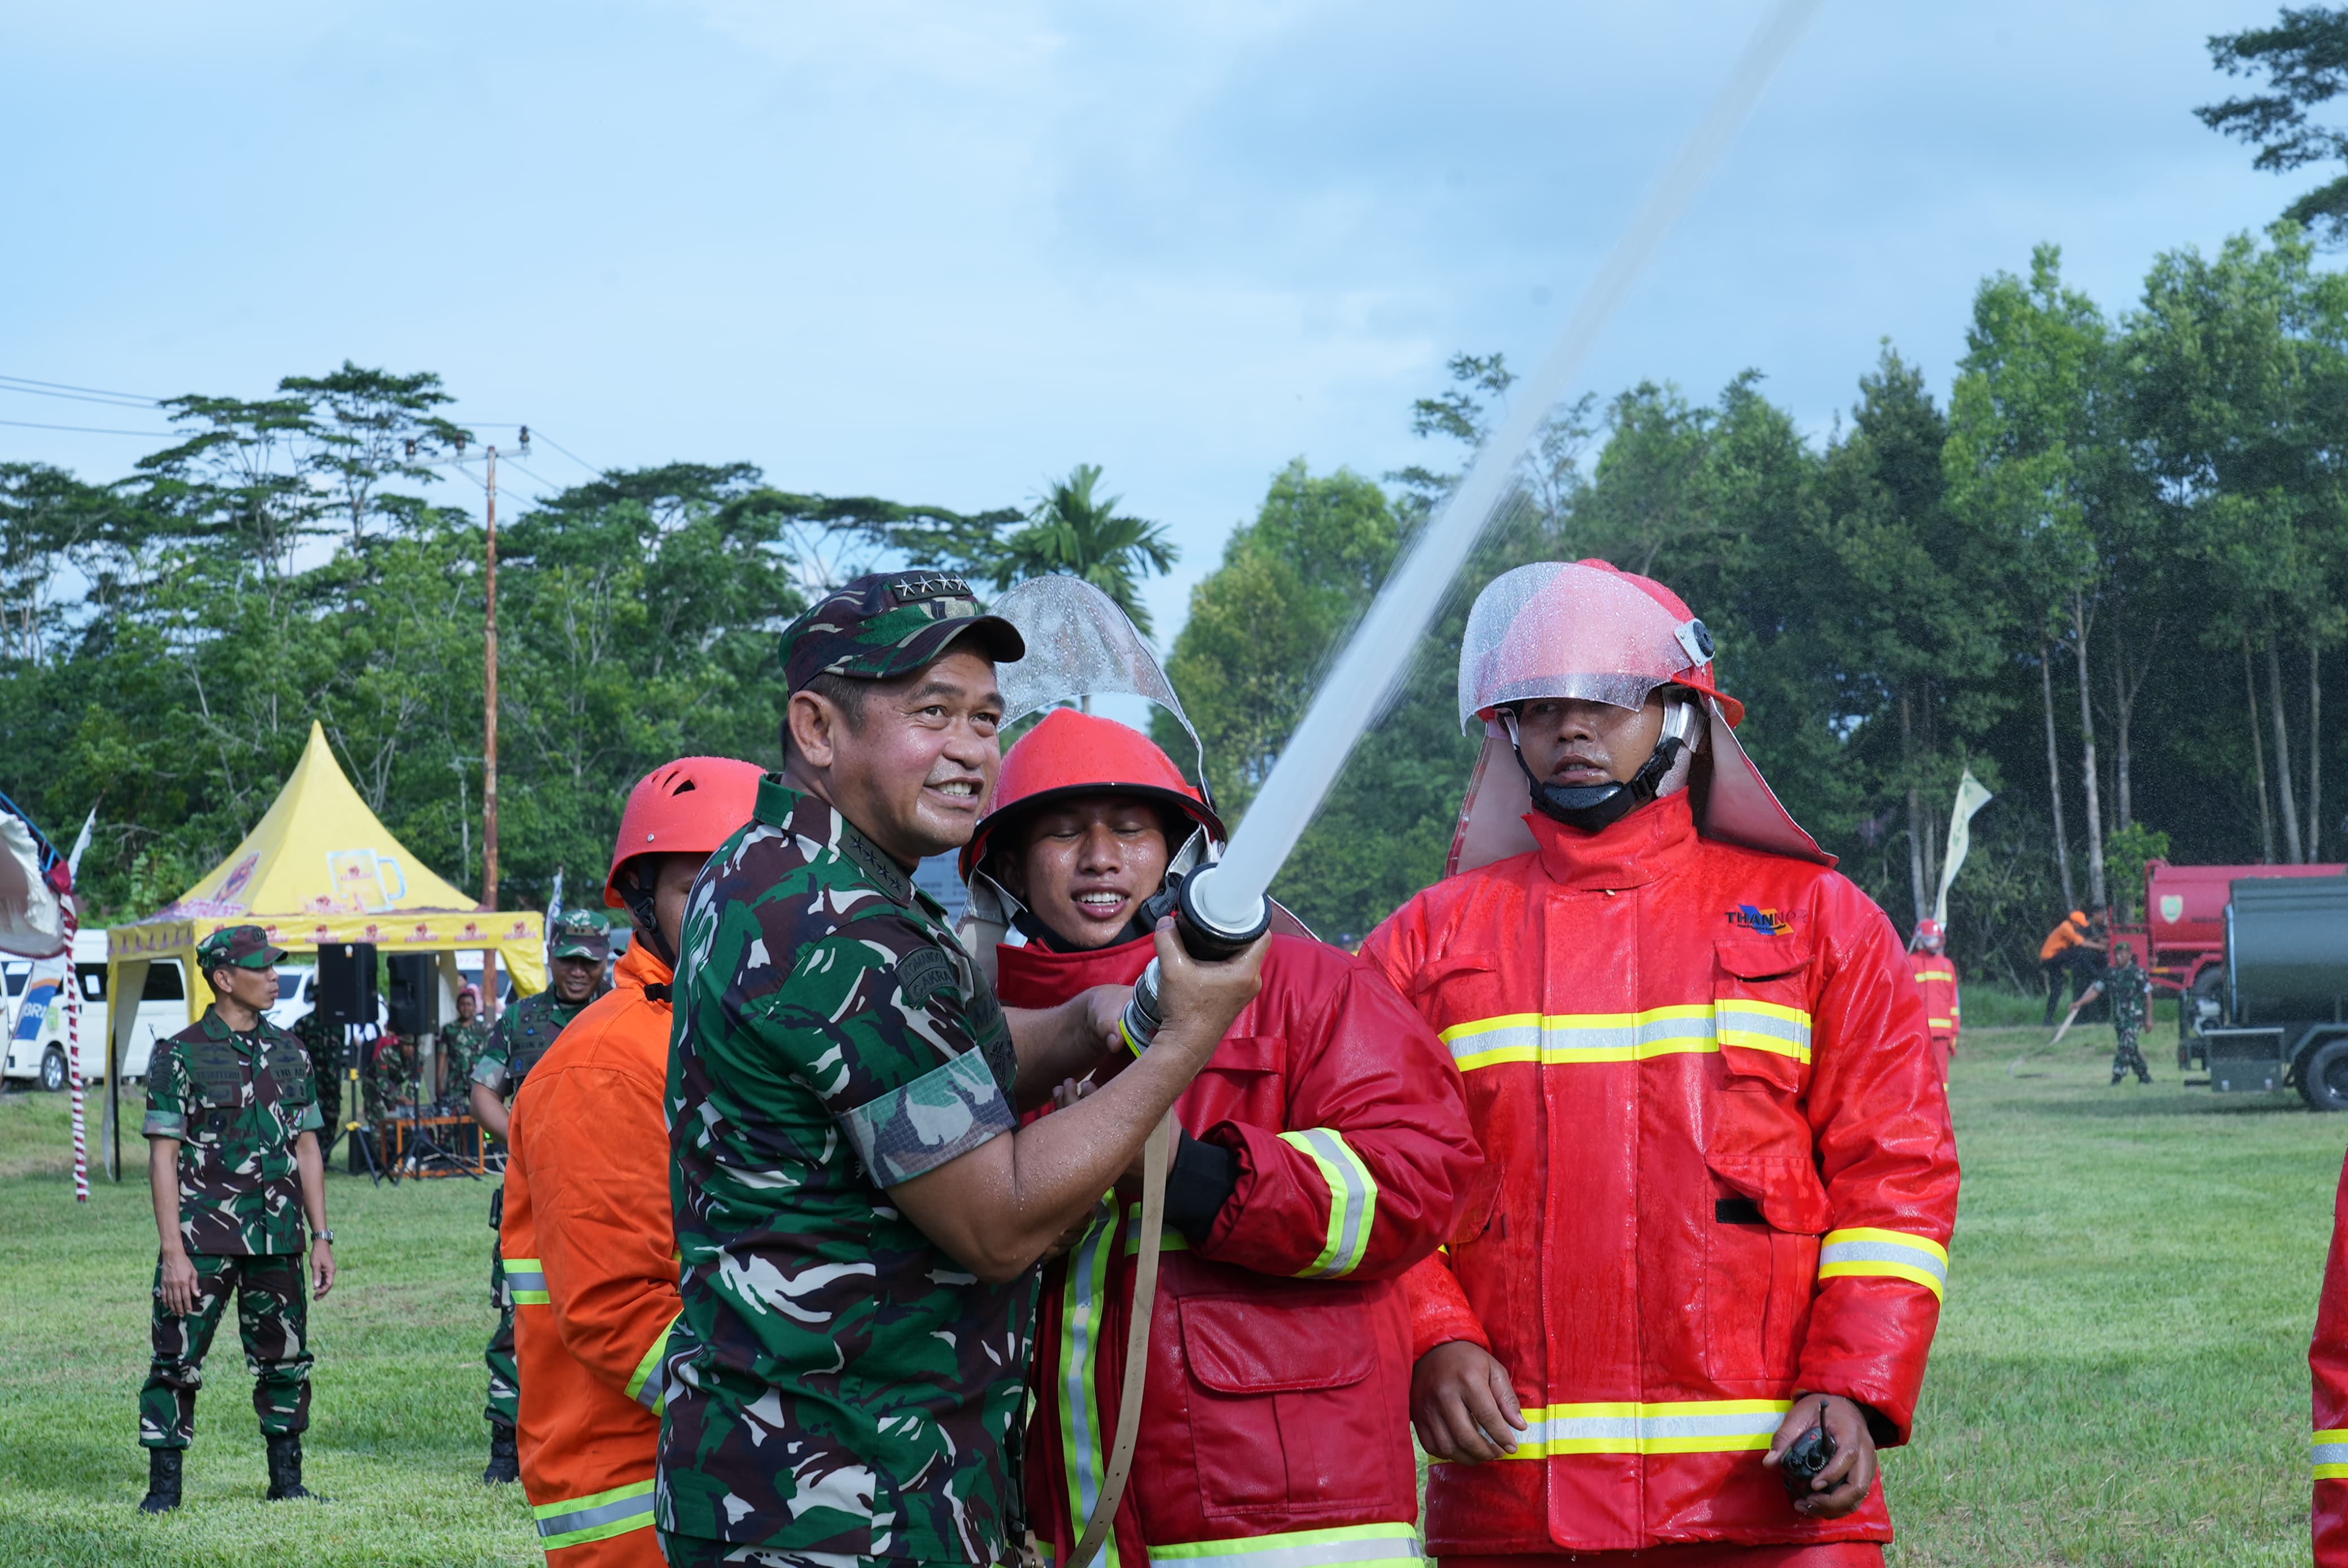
[1907,919,1959,1088]
[962,706,1478,1568]
[1363,560,1960,1567]
[2311,1151,2348,1565]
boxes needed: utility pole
[481,444,502,1019]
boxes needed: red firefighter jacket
[1362,792,1959,1556]
[2311,1149,2348,1565]
[1004,932,1477,1568]
[1909,952,1959,1085]
[502,942,680,1567]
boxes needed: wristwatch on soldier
[313,1229,335,1246]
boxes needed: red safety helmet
[1913,917,1945,950]
[1460,558,1745,730]
[605,756,768,908]
[960,708,1224,880]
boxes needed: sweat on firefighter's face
[1010,797,1171,951]
[1515,693,1670,788]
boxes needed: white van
[2,930,192,1089]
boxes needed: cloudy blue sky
[0,1,2308,638]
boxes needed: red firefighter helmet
[1913,917,1946,950]
[605,756,768,907]
[961,708,1224,879]
[1450,559,1829,876]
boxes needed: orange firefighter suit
[500,941,680,1566]
[1364,791,1961,1560]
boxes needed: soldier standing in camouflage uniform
[2073,940,2156,1085]
[440,983,492,1102]
[290,1004,347,1159]
[658,571,1266,1568]
[138,925,336,1512]
[468,912,608,1483]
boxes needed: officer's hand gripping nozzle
[1116,862,1272,1055]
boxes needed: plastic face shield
[988,576,1210,787]
[1458,562,1698,732]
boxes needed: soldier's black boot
[265,1433,317,1501]
[139,1448,183,1513]
[482,1423,519,1484]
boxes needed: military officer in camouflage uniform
[2074,940,2156,1085]
[439,983,491,1102]
[290,1004,347,1159]
[138,925,336,1513]
[468,910,608,1483]
[362,1032,422,1123]
[658,571,1266,1568]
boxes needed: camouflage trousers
[487,1197,518,1429]
[139,1252,312,1449]
[2112,1027,2152,1083]
[658,1538,907,1568]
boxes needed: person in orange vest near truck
[1365,560,1961,1566]
[963,698,1478,1568]
[2038,906,2105,1026]
[498,756,765,1565]
[1908,919,1959,1087]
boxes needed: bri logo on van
[1728,904,1794,935]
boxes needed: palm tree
[992,463,1178,636]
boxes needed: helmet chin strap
[619,873,676,969]
[1505,699,1701,834]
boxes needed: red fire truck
[2123,859,2347,1052]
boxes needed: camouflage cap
[779,571,1026,694]
[196,923,289,975]
[547,909,612,960]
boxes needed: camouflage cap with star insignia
[547,909,612,960]
[778,570,1026,694]
[196,923,290,975]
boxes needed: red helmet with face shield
[1460,559,1745,730]
[1449,559,1828,875]
[961,708,1223,880]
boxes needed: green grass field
[2,1018,2342,1566]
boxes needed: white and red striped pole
[64,901,87,1202]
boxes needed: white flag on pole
[1933,770,1994,928]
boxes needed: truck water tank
[2228,875,2348,1025]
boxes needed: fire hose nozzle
[1118,863,1271,1054]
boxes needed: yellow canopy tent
[103,721,546,1178]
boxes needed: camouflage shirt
[363,1037,422,1121]
[441,1015,494,1092]
[142,1006,325,1256]
[2105,962,2150,1036]
[658,778,1031,1562]
[471,988,593,1100]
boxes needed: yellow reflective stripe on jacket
[1151,1522,1423,1568]
[503,1256,549,1306]
[2316,1428,2348,1479]
[1926,1017,1954,1030]
[533,1477,655,1548]
[1119,1199,1190,1256]
[1496,1399,1792,1458]
[1817,1227,1948,1299]
[1055,1205,1124,1568]
[624,1309,680,1413]
[1440,1001,1811,1072]
[1913,965,1956,983]
[1279,1128,1378,1278]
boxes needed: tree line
[1168,225,2348,982]
[5,222,2345,991]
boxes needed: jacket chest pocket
[1186,1034,1285,1130]
[1704,937,1826,1383]
[1709,939,1816,1161]
[1176,1288,1398,1518]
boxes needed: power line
[524,430,603,478]
[0,373,163,407]
[0,415,176,437]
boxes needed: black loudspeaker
[317,942,378,1024]
[386,954,440,1036]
